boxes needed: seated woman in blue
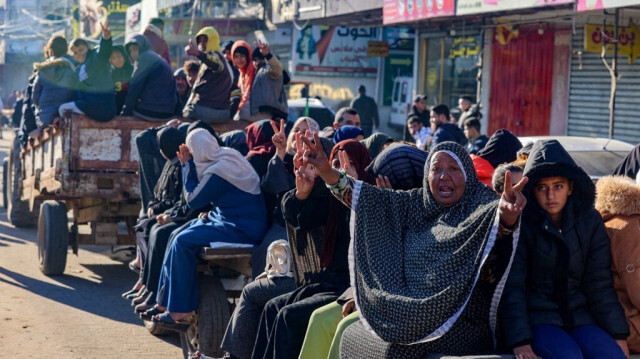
[153,128,267,326]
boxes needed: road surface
[0,129,183,358]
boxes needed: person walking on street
[350,85,379,137]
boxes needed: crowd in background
[8,16,640,359]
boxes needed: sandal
[140,306,164,321]
[131,290,150,306]
[152,312,192,331]
[121,288,139,299]
[134,302,155,314]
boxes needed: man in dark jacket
[182,26,232,124]
[426,104,466,151]
[403,94,428,142]
[499,139,630,359]
[349,85,379,137]
[121,34,177,121]
[143,18,170,64]
[463,117,489,154]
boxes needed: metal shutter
[567,26,640,144]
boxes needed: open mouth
[438,186,454,197]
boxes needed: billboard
[292,26,379,77]
[74,0,138,41]
[457,0,573,15]
[578,0,640,10]
[383,0,455,25]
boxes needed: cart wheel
[144,319,171,336]
[38,200,68,276]
[7,137,37,227]
[180,274,230,358]
[2,158,8,209]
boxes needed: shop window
[423,35,481,109]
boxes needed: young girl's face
[110,51,125,69]
[533,176,572,218]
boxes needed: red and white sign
[383,0,455,25]
[577,0,640,11]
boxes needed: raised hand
[185,39,200,57]
[100,20,111,40]
[271,119,287,160]
[338,150,358,180]
[375,175,392,189]
[298,132,340,185]
[254,40,270,56]
[294,164,317,200]
[176,144,192,165]
[499,170,528,227]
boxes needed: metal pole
[609,8,619,139]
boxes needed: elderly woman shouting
[296,135,527,357]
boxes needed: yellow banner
[584,21,640,63]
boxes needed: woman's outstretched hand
[499,170,528,228]
[297,132,341,186]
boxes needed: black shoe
[140,306,164,321]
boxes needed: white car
[517,136,634,181]
[287,98,335,130]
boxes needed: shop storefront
[566,2,640,143]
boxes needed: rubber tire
[2,158,8,209]
[7,136,37,227]
[144,319,171,336]
[38,200,68,276]
[180,275,230,358]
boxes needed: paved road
[0,129,183,358]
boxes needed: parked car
[517,136,634,181]
[287,98,335,130]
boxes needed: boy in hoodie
[59,21,115,122]
[32,35,77,130]
[182,26,233,124]
[121,34,177,121]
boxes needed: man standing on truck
[120,34,177,121]
[350,85,379,137]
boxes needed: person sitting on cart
[182,26,233,125]
[32,35,77,134]
[58,21,115,122]
[152,128,267,328]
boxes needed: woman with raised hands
[296,134,527,358]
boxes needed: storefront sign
[368,41,390,57]
[74,0,138,41]
[578,0,640,11]
[383,0,455,25]
[449,36,481,59]
[292,26,379,77]
[457,0,573,16]
[584,22,640,62]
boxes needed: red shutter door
[489,27,554,136]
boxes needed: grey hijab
[350,141,515,345]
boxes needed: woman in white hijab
[152,128,268,328]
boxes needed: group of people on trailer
[11,14,640,359]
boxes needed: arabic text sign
[292,26,379,78]
[584,22,640,62]
[368,41,390,57]
[456,0,573,15]
[383,0,455,25]
[577,0,640,11]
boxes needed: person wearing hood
[152,129,267,327]
[470,129,522,188]
[58,21,115,122]
[142,18,170,64]
[110,45,133,114]
[596,175,640,354]
[174,68,190,113]
[297,136,525,358]
[499,140,629,359]
[333,125,364,144]
[361,132,393,161]
[32,35,77,129]
[222,39,242,118]
[182,26,233,124]
[231,40,256,122]
[427,104,466,151]
[248,41,288,122]
[120,34,176,121]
